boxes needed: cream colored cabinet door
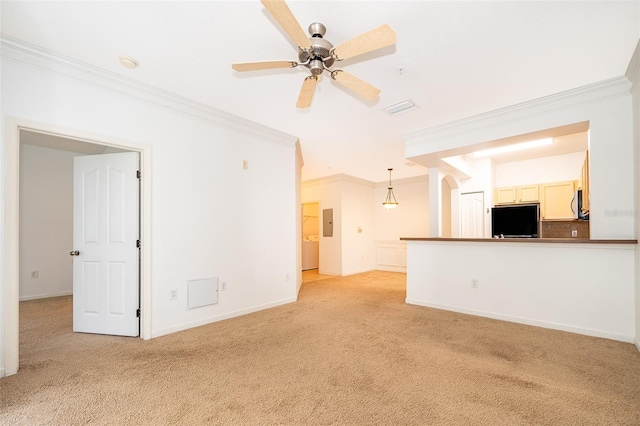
[495,187,517,204]
[495,185,539,204]
[518,184,539,203]
[541,181,576,219]
[581,151,589,214]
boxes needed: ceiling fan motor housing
[299,22,335,71]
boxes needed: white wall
[302,175,427,275]
[341,180,375,276]
[371,176,430,272]
[441,178,452,237]
[374,176,430,241]
[301,175,376,276]
[19,144,76,300]
[406,78,635,240]
[629,41,640,350]
[295,142,303,293]
[301,177,343,275]
[458,158,494,238]
[496,151,586,187]
[406,240,636,342]
[1,42,299,374]
[404,72,637,346]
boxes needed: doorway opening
[3,118,152,377]
[19,132,130,303]
[302,202,320,272]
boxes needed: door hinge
[136,308,141,317]
[136,170,141,179]
[136,240,141,248]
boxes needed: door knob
[70,250,80,256]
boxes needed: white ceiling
[2,1,638,183]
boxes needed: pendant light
[382,168,398,209]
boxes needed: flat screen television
[491,204,539,238]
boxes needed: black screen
[491,204,539,238]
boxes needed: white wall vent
[383,99,419,116]
[187,277,219,309]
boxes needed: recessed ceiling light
[384,99,418,116]
[119,55,139,69]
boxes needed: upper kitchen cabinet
[495,184,539,205]
[518,184,539,203]
[495,187,517,204]
[540,180,577,219]
[578,151,590,215]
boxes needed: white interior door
[461,192,484,238]
[73,152,140,336]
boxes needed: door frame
[3,117,153,376]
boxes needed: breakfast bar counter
[401,237,636,343]
[401,237,637,244]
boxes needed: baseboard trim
[19,291,72,301]
[406,298,634,343]
[635,338,640,353]
[151,297,297,338]
[0,367,5,378]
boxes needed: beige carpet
[2,271,640,425]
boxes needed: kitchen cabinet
[579,151,589,215]
[518,184,539,203]
[540,180,576,219]
[495,184,539,205]
[495,187,517,204]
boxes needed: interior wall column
[450,186,461,237]
[428,167,442,237]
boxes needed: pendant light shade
[382,168,398,209]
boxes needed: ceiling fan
[231,0,396,108]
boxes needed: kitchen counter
[400,237,636,244]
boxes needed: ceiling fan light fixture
[232,1,396,107]
[309,59,324,76]
[382,168,399,209]
[384,99,418,116]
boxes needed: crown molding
[302,173,374,188]
[303,172,429,188]
[0,35,298,147]
[625,39,640,84]
[404,76,632,151]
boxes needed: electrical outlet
[285,273,290,281]
[471,279,479,289]
[221,282,227,291]
[242,160,248,169]
[571,229,578,237]
[31,270,38,279]
[169,288,178,300]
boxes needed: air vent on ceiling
[383,99,418,116]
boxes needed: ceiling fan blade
[331,70,380,101]
[331,24,396,61]
[261,0,311,49]
[232,61,297,72]
[296,76,318,108]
